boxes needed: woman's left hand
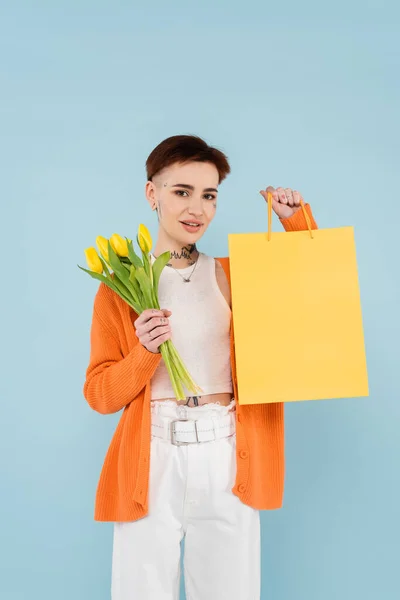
[259,186,304,220]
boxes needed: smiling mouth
[180,221,202,228]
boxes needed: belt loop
[212,416,220,440]
[163,419,169,441]
[178,405,187,420]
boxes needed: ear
[145,181,157,211]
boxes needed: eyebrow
[171,183,218,193]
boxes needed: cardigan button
[239,450,249,459]
[238,483,246,494]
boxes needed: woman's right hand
[134,308,172,353]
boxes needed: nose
[187,195,204,216]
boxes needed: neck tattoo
[169,244,197,265]
[166,246,200,282]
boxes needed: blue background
[1,1,399,599]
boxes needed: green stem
[160,342,185,401]
[168,342,203,395]
[151,287,160,310]
[167,345,185,399]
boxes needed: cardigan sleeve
[279,202,318,231]
[83,285,162,415]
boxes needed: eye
[204,194,216,201]
[174,190,189,197]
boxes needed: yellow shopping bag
[228,195,369,405]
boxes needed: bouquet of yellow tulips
[78,224,202,401]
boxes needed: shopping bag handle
[267,192,314,241]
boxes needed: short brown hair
[146,134,231,184]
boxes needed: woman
[83,134,318,599]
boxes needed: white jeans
[111,399,260,600]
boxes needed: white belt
[151,412,236,446]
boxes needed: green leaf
[78,264,115,287]
[77,265,141,313]
[107,241,135,292]
[129,265,142,298]
[110,272,137,305]
[128,265,140,290]
[134,266,155,309]
[138,236,151,280]
[126,238,143,269]
[152,250,170,298]
[98,256,112,280]
[128,265,145,306]
[97,257,138,306]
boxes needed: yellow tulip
[84,247,103,274]
[138,223,152,253]
[96,236,110,262]
[110,233,129,257]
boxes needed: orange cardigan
[83,205,318,521]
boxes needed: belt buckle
[171,419,199,446]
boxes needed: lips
[180,221,203,233]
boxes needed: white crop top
[150,252,233,400]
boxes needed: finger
[141,324,171,347]
[136,308,163,324]
[147,326,172,349]
[276,187,287,204]
[271,198,283,215]
[146,324,171,343]
[149,330,172,352]
[293,190,301,206]
[147,316,169,335]
[136,316,169,337]
[147,308,166,319]
[271,188,279,203]
[135,308,164,329]
[261,187,279,203]
[285,188,294,206]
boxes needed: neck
[153,232,199,269]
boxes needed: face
[145,161,219,247]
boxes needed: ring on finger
[285,191,293,204]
